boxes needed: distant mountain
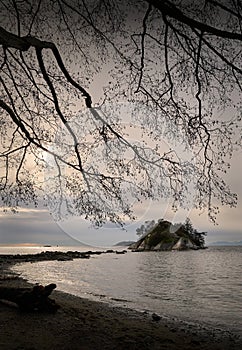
[209,241,242,246]
[114,241,135,247]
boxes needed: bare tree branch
[0,0,240,224]
[135,3,152,93]
[147,0,242,41]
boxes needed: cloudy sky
[1,94,241,247]
[1,70,242,248]
[0,149,241,247]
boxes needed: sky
[0,149,241,247]
[0,1,242,247]
[1,94,241,247]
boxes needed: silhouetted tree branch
[0,0,241,226]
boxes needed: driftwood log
[0,284,60,312]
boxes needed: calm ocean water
[4,245,242,335]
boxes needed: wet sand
[0,256,241,350]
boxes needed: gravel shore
[0,253,241,350]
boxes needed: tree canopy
[0,0,241,227]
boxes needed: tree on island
[182,218,206,248]
[136,220,156,238]
[0,1,241,228]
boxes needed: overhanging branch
[147,0,242,41]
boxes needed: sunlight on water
[11,246,242,335]
[0,246,92,255]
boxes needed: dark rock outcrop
[0,249,120,266]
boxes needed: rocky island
[129,219,206,251]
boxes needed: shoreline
[0,252,241,350]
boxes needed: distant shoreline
[208,241,242,246]
[1,241,242,248]
[0,251,241,350]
